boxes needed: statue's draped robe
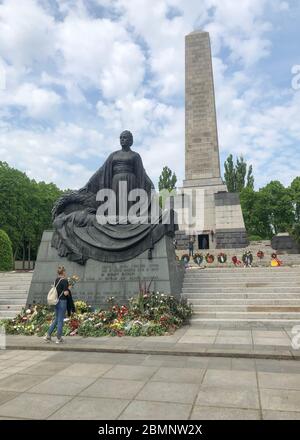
[51,150,176,264]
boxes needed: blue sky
[0,0,299,190]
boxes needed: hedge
[0,229,13,271]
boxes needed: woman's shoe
[55,338,64,344]
[43,334,51,343]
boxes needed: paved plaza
[5,326,300,360]
[0,344,300,420]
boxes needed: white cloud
[56,12,145,98]
[0,122,105,189]
[13,83,62,119]
[0,0,298,192]
[0,0,55,67]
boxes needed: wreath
[205,253,215,264]
[193,253,203,265]
[271,252,277,259]
[242,251,253,266]
[218,253,227,264]
[232,255,242,266]
[181,254,190,263]
[257,250,264,259]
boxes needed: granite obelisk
[176,31,248,250]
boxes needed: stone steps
[0,272,32,319]
[183,287,300,293]
[192,305,300,312]
[183,266,300,328]
[186,298,300,305]
[189,318,300,328]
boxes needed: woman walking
[44,266,69,344]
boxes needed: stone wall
[27,231,185,309]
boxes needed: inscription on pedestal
[86,262,160,282]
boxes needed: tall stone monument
[176,30,248,250]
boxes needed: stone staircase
[0,272,33,319]
[183,266,300,328]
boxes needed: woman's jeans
[48,300,67,339]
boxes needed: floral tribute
[257,250,264,259]
[68,274,80,287]
[205,253,214,264]
[1,294,192,338]
[193,253,203,265]
[181,254,190,263]
[217,253,227,264]
[271,253,283,267]
[242,251,253,267]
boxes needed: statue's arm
[52,155,113,218]
[135,153,154,191]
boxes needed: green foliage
[224,155,254,192]
[0,161,62,260]
[259,181,294,235]
[248,235,264,242]
[158,166,177,192]
[1,293,193,338]
[0,229,13,271]
[290,223,300,246]
[240,181,295,240]
[290,177,300,223]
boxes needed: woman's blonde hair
[57,266,66,276]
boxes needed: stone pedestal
[27,231,184,308]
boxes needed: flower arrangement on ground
[193,253,203,265]
[205,253,214,264]
[1,293,192,338]
[232,256,242,266]
[181,254,190,263]
[242,251,253,267]
[257,250,264,259]
[217,253,227,264]
[271,253,283,267]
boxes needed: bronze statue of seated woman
[51,131,176,264]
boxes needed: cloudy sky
[0,0,299,190]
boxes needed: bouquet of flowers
[68,274,80,287]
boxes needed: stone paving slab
[190,406,261,420]
[0,393,72,419]
[4,325,300,360]
[47,396,130,420]
[118,400,192,420]
[0,349,300,419]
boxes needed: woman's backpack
[47,278,63,306]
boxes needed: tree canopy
[0,161,62,261]
[158,166,177,192]
[0,229,13,271]
[224,154,254,192]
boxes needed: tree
[0,161,62,264]
[240,187,271,239]
[0,229,13,271]
[158,166,177,192]
[259,181,294,235]
[224,154,235,192]
[290,177,300,223]
[224,155,254,192]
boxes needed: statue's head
[120,130,133,149]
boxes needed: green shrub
[248,235,263,242]
[0,229,13,271]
